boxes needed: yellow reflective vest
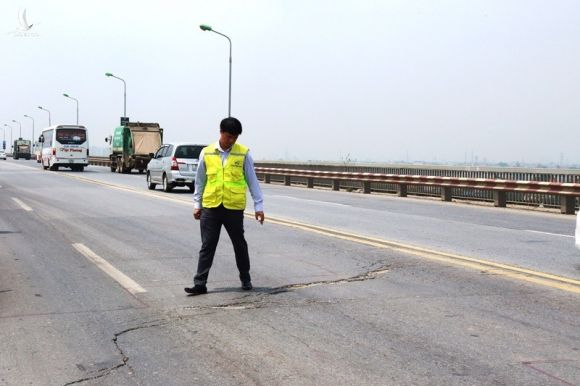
[202,142,249,210]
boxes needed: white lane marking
[72,243,147,295]
[11,197,32,211]
[524,230,574,239]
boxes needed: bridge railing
[89,156,110,167]
[255,166,580,214]
[88,157,580,214]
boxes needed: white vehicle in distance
[39,125,89,171]
[146,143,205,192]
[0,150,6,160]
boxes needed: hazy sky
[2,1,579,164]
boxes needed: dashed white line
[524,229,574,239]
[12,197,32,211]
[72,243,147,295]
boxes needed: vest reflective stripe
[202,143,249,210]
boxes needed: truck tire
[162,174,173,192]
[147,173,156,190]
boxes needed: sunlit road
[1,159,579,385]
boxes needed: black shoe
[241,281,253,291]
[184,285,207,295]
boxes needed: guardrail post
[493,191,506,207]
[363,181,371,194]
[264,174,271,184]
[397,184,407,197]
[441,187,452,201]
[284,176,291,186]
[560,196,576,215]
[307,177,314,188]
[332,180,340,191]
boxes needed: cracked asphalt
[1,160,579,385]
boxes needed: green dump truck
[13,138,31,160]
[106,122,163,173]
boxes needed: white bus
[39,125,89,171]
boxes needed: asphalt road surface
[1,159,579,385]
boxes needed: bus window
[43,130,53,148]
[56,129,87,145]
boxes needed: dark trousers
[194,205,251,285]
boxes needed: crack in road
[64,265,390,384]
[183,264,390,312]
[63,319,168,386]
[269,265,390,294]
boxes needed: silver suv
[146,143,205,192]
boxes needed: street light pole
[12,120,22,138]
[105,73,127,119]
[63,93,79,124]
[200,24,232,117]
[37,106,51,126]
[23,114,35,148]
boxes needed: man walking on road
[185,117,264,296]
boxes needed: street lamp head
[24,114,29,118]
[38,106,43,110]
[63,93,69,97]
[200,24,212,31]
[105,72,114,77]
[12,120,16,123]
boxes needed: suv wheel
[162,174,173,192]
[147,173,156,190]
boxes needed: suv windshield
[56,128,87,145]
[174,145,204,159]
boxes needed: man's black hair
[220,117,242,136]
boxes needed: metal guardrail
[256,161,580,213]
[89,156,111,167]
[88,157,580,214]
[255,167,579,214]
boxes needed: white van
[39,125,89,171]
